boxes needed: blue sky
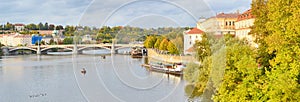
[0,0,251,28]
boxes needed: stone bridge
[2,43,144,55]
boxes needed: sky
[0,0,251,28]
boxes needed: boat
[131,47,143,58]
[149,62,185,75]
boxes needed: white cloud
[0,0,251,27]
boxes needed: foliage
[194,33,211,62]
[63,37,73,44]
[214,38,262,101]
[184,63,200,83]
[159,38,169,51]
[154,37,162,49]
[167,41,179,54]
[144,35,157,48]
[170,35,184,53]
[49,39,56,45]
[212,0,300,101]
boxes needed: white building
[197,12,239,35]
[183,28,204,55]
[14,24,25,31]
[82,34,92,42]
[0,33,31,46]
[235,9,257,47]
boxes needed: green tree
[49,39,56,45]
[38,22,43,30]
[49,24,55,30]
[44,22,49,30]
[214,38,262,101]
[213,0,300,101]
[154,37,162,49]
[167,41,179,54]
[144,35,157,48]
[261,0,300,101]
[194,33,211,62]
[170,35,184,53]
[250,0,274,70]
[63,37,73,44]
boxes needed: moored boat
[131,47,143,58]
[149,62,185,75]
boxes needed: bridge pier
[37,44,41,55]
[111,39,116,54]
[2,47,9,55]
[73,43,78,55]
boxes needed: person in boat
[81,68,86,74]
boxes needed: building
[0,33,31,46]
[82,34,92,43]
[235,9,257,47]
[14,24,25,31]
[42,35,54,45]
[183,28,204,55]
[197,12,239,35]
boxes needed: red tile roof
[185,47,195,52]
[237,9,255,21]
[14,24,25,26]
[212,13,239,19]
[186,28,204,34]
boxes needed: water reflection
[0,55,189,101]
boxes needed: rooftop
[237,9,255,21]
[14,24,25,26]
[185,47,195,53]
[212,13,239,19]
[186,28,204,34]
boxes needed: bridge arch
[115,44,144,50]
[9,47,37,52]
[41,46,73,52]
[77,46,111,51]
[115,46,132,50]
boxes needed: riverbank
[147,49,198,64]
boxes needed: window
[190,36,191,39]
[190,41,192,45]
[225,22,228,26]
[196,36,198,38]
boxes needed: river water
[0,53,189,102]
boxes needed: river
[0,53,189,102]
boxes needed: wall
[147,49,197,64]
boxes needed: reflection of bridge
[2,43,144,55]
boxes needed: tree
[55,25,64,30]
[144,35,157,48]
[154,37,162,49]
[214,37,262,101]
[250,0,274,70]
[261,0,300,101]
[38,22,43,30]
[26,23,38,30]
[49,24,55,30]
[44,22,49,30]
[170,35,184,53]
[159,38,169,51]
[213,0,300,101]
[63,37,73,44]
[49,39,56,45]
[167,41,179,54]
[5,22,13,30]
[194,33,211,62]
